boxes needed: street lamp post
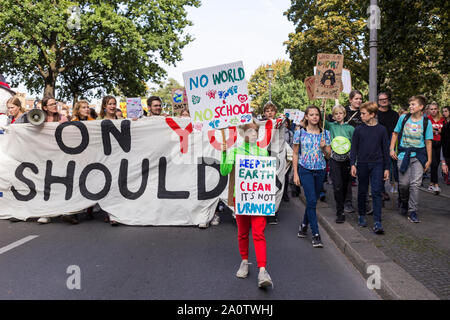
[368,0,379,102]
[266,65,274,103]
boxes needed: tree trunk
[43,68,57,98]
[72,92,79,107]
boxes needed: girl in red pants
[220,121,273,288]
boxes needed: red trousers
[235,215,267,268]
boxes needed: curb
[293,194,439,300]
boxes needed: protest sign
[126,98,143,118]
[119,102,127,118]
[304,76,316,100]
[284,109,295,119]
[292,110,305,125]
[182,61,252,131]
[314,54,344,99]
[342,69,352,94]
[141,98,148,114]
[0,118,287,225]
[171,88,188,116]
[235,155,276,216]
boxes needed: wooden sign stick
[221,128,235,207]
[321,98,327,131]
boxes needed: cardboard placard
[314,53,344,99]
[304,76,316,100]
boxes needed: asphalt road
[0,199,379,300]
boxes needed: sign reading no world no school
[182,61,252,131]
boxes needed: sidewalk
[289,174,449,299]
[314,174,449,299]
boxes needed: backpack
[397,113,429,147]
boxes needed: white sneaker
[211,214,220,226]
[37,217,51,224]
[236,260,251,278]
[434,185,441,194]
[428,185,435,192]
[258,268,273,288]
[198,223,208,229]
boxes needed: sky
[157,0,294,86]
[14,0,295,100]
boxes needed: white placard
[183,61,252,131]
[126,98,143,118]
[235,154,276,216]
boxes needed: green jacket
[220,142,269,177]
[325,120,355,141]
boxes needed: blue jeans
[357,162,384,223]
[298,165,326,235]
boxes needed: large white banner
[0,118,288,226]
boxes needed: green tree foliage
[0,0,201,99]
[285,0,449,105]
[248,59,340,115]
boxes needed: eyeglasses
[152,104,162,107]
[378,98,389,102]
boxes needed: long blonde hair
[7,96,26,114]
[429,101,442,119]
[72,100,90,120]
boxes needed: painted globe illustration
[173,89,184,103]
[331,136,351,154]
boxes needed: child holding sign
[293,106,331,248]
[220,121,273,289]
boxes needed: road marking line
[0,235,39,255]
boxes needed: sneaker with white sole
[258,269,273,288]
[236,260,251,278]
[434,185,441,195]
[37,217,51,224]
[211,214,220,226]
[297,224,308,238]
[198,223,208,229]
[427,185,435,192]
[408,211,420,223]
[344,203,355,213]
[312,234,323,248]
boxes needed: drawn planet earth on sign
[331,136,351,154]
[173,89,184,103]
